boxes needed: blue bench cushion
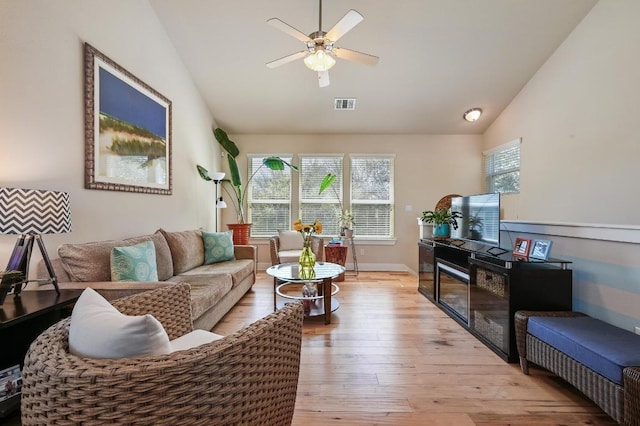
[528,316,640,385]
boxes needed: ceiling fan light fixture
[463,108,482,122]
[304,49,336,72]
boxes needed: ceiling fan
[266,0,379,88]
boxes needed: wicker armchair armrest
[311,235,324,262]
[269,237,280,265]
[111,282,193,340]
[514,310,586,374]
[624,366,640,426]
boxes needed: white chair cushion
[278,230,304,251]
[279,249,303,263]
[169,329,225,352]
[69,287,172,359]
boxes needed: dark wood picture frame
[84,43,172,195]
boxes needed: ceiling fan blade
[266,51,308,69]
[333,47,379,66]
[267,18,312,43]
[318,71,330,88]
[325,10,363,42]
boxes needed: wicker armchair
[21,283,304,426]
[269,235,324,265]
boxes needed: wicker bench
[515,310,640,425]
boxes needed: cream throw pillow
[278,230,304,251]
[69,288,171,359]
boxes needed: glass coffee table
[266,262,345,325]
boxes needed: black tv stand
[417,238,572,362]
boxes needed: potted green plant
[319,173,355,236]
[197,128,297,244]
[420,209,462,237]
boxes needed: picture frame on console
[84,43,172,195]
[513,237,531,258]
[530,239,552,260]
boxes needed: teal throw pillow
[203,231,235,264]
[111,240,159,281]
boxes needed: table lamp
[0,187,71,301]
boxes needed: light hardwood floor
[213,271,616,426]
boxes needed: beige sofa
[35,228,256,330]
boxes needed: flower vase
[298,245,316,271]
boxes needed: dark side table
[324,245,347,282]
[0,289,81,419]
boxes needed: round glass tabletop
[266,262,346,282]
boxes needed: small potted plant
[420,209,462,237]
[339,210,355,237]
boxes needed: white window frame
[299,154,344,236]
[246,154,294,237]
[349,154,395,239]
[484,138,521,194]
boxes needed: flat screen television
[450,193,500,247]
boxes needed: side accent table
[324,245,347,281]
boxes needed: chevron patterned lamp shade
[0,187,71,235]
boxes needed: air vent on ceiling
[334,98,356,110]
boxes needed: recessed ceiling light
[463,108,482,122]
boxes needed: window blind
[484,139,521,194]
[299,155,343,235]
[350,155,394,238]
[247,155,293,236]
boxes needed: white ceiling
[149,0,598,135]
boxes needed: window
[350,155,394,238]
[247,153,394,239]
[299,155,343,235]
[484,138,521,194]
[247,155,293,237]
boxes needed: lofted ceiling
[149,0,598,135]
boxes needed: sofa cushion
[278,230,303,251]
[58,231,173,282]
[182,259,255,288]
[111,240,159,282]
[69,287,171,359]
[203,231,235,264]
[528,316,640,385]
[169,329,224,353]
[159,228,205,275]
[168,274,233,319]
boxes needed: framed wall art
[84,43,172,195]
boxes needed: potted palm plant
[197,127,297,244]
[420,209,462,238]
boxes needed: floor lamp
[0,187,71,302]
[211,172,226,232]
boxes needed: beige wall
[484,0,640,331]
[0,0,219,268]
[228,134,483,270]
[485,0,640,225]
